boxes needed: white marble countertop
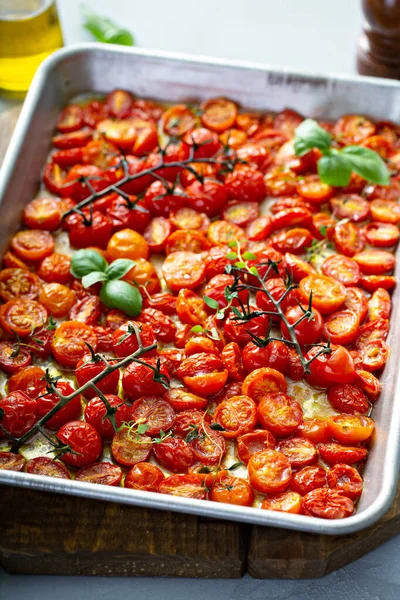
[1,1,399,598]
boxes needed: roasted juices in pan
[0,90,397,521]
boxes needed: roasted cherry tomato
[51,321,97,367]
[26,456,71,479]
[210,473,254,506]
[158,474,207,499]
[124,462,165,491]
[11,230,54,262]
[291,465,327,496]
[176,353,228,396]
[248,449,292,494]
[242,368,287,403]
[257,392,303,437]
[0,390,37,438]
[280,305,323,346]
[122,357,169,401]
[38,253,72,284]
[302,487,354,519]
[75,462,123,486]
[0,268,41,302]
[7,366,45,399]
[327,464,363,499]
[0,452,26,471]
[0,298,47,337]
[305,344,355,388]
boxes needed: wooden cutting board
[1,105,400,579]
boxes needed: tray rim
[1,42,400,536]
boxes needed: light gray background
[1,0,400,598]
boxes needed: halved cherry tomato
[0,341,32,374]
[264,169,297,197]
[296,175,333,203]
[302,487,354,519]
[51,321,97,367]
[299,274,346,315]
[161,104,196,137]
[359,339,389,372]
[370,199,400,224]
[0,298,47,337]
[57,105,84,133]
[248,449,292,494]
[261,491,302,514]
[363,222,399,248]
[237,429,276,464]
[11,230,54,262]
[242,367,287,403]
[222,201,259,227]
[360,274,396,292]
[159,473,207,499]
[323,309,360,346]
[144,292,177,315]
[176,289,207,325]
[284,253,316,283]
[333,221,365,257]
[75,462,122,486]
[333,115,375,144]
[189,423,226,465]
[344,286,368,322]
[177,352,228,396]
[272,228,313,254]
[165,230,210,254]
[105,89,133,118]
[125,462,165,491]
[219,128,248,148]
[0,268,41,302]
[210,473,254,506]
[213,395,257,438]
[321,255,360,287]
[170,207,210,232]
[131,395,175,436]
[327,414,374,444]
[367,289,390,324]
[38,254,72,284]
[279,437,317,468]
[257,392,303,437]
[23,197,61,231]
[0,452,26,471]
[164,388,208,412]
[330,194,370,222]
[52,128,93,149]
[319,442,367,465]
[26,456,70,479]
[111,427,152,467]
[355,318,389,349]
[327,464,363,499]
[353,249,395,275]
[297,418,331,444]
[96,119,136,150]
[106,228,149,262]
[246,215,272,241]
[69,295,101,324]
[7,366,45,399]
[162,251,205,291]
[143,216,173,253]
[291,465,327,495]
[200,98,237,132]
[38,283,76,317]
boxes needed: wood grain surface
[0,104,400,579]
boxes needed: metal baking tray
[0,43,400,535]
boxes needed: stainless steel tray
[0,43,400,535]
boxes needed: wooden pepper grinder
[357,0,400,78]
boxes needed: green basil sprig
[82,5,135,46]
[70,249,142,317]
[294,118,389,187]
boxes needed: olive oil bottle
[0,0,63,92]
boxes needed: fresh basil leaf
[317,152,352,186]
[70,249,108,278]
[82,5,134,46]
[294,118,332,156]
[106,258,136,280]
[99,280,142,317]
[340,145,390,185]
[81,271,108,288]
[203,296,219,310]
